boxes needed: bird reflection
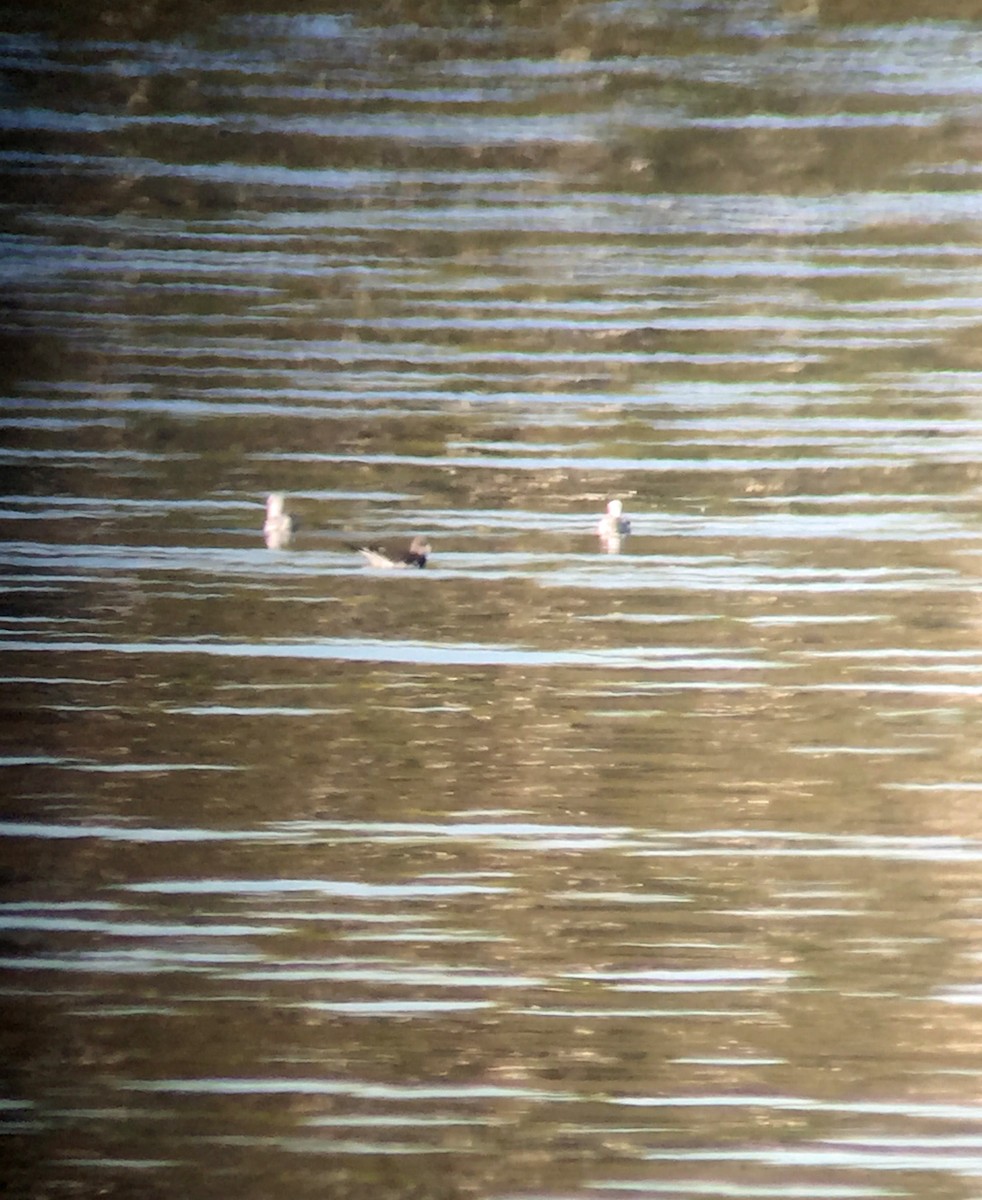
[597,498,630,553]
[349,536,431,569]
[263,493,294,550]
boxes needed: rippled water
[5,1,982,1197]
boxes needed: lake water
[5,1,982,1197]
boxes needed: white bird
[597,499,630,553]
[349,536,431,569]
[263,493,294,550]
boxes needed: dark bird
[349,536,431,569]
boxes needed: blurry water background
[5,0,982,1197]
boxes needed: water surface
[4,1,982,1198]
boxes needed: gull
[349,536,431,569]
[597,498,630,552]
[263,493,294,550]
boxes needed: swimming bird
[597,498,630,552]
[263,492,294,550]
[349,536,431,569]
